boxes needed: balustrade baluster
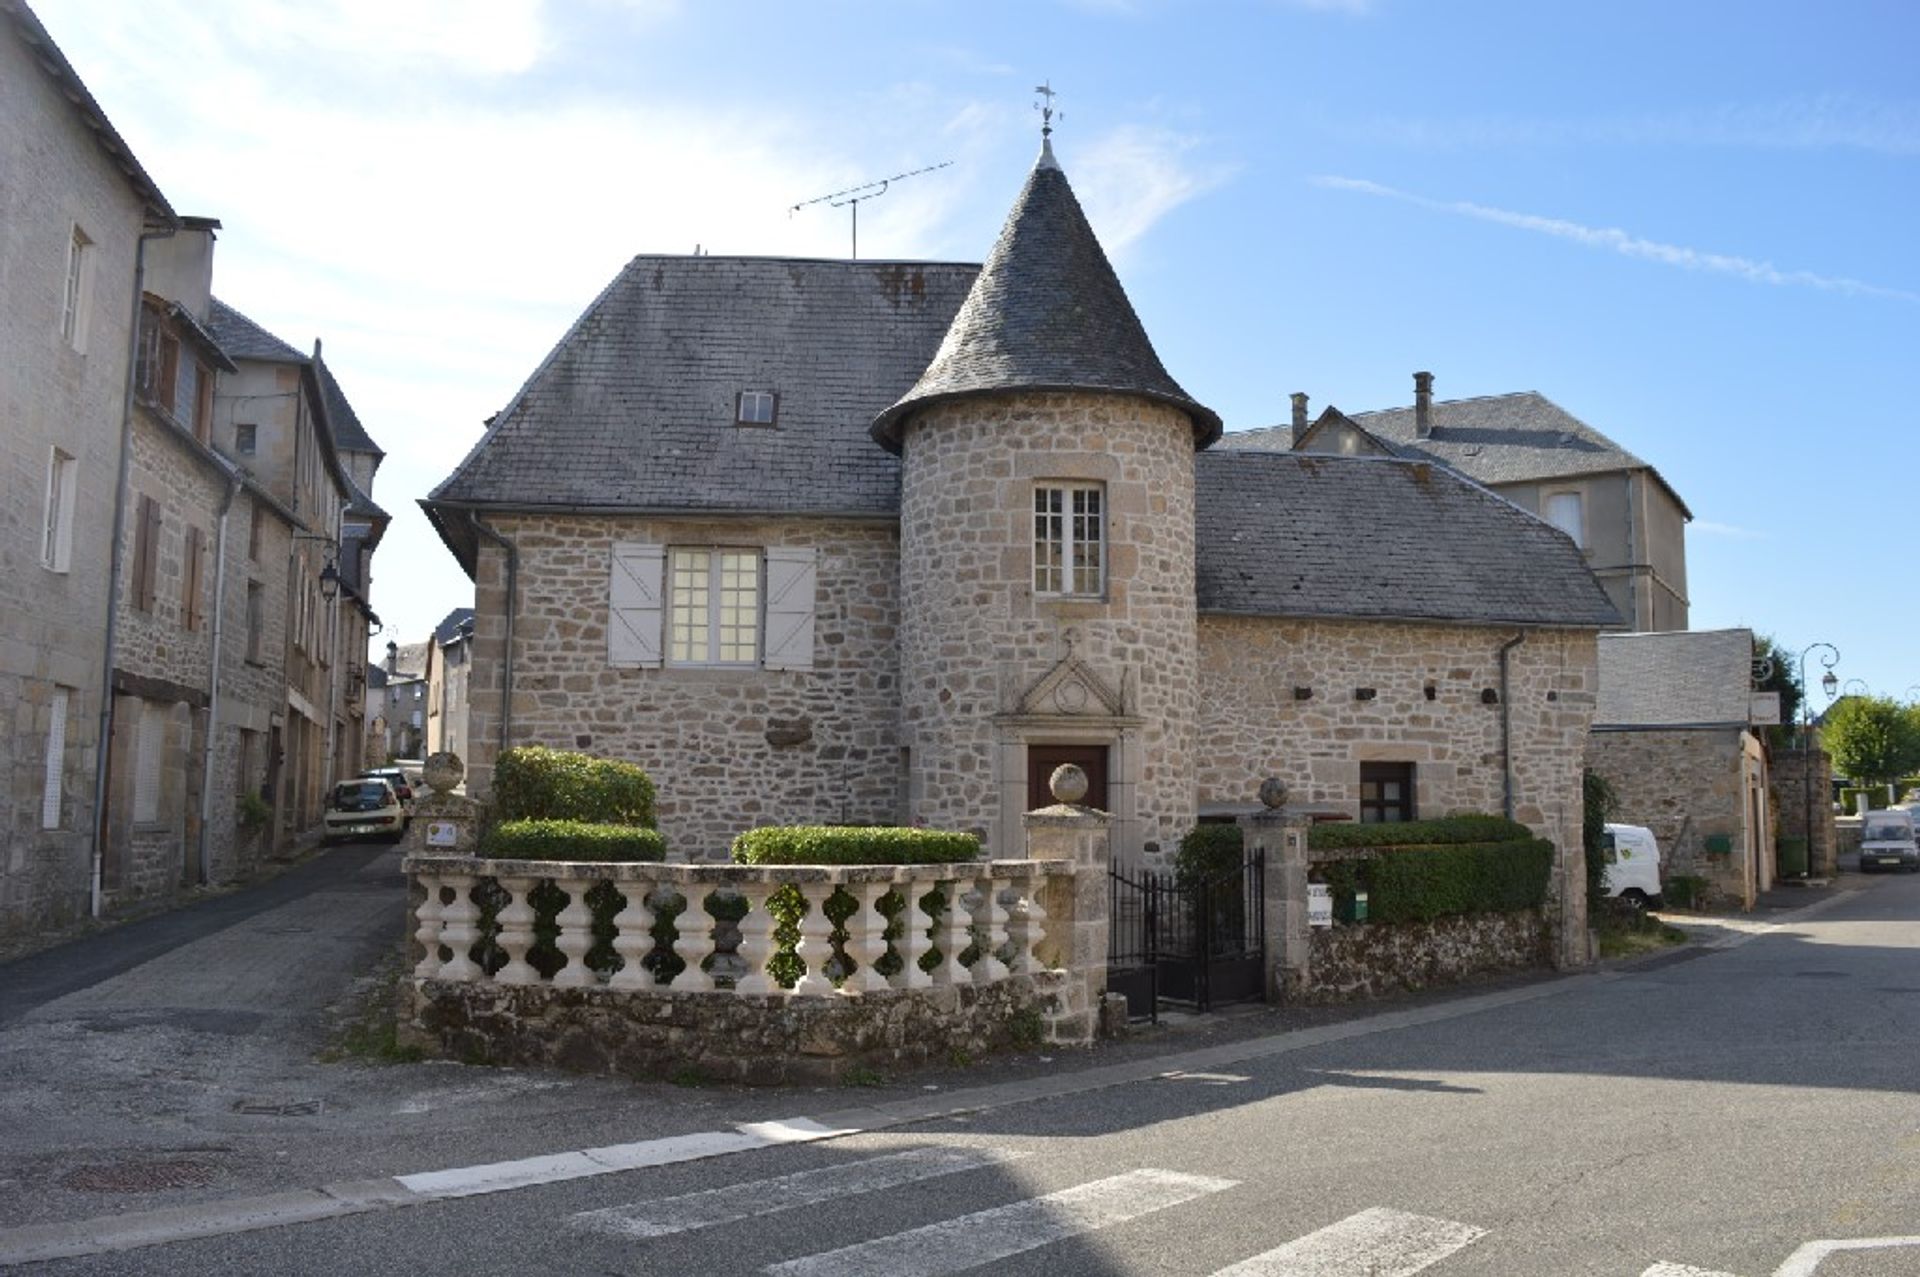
[412,875,445,979]
[672,889,717,992]
[791,883,837,996]
[933,879,972,986]
[892,880,933,990]
[436,872,480,982]
[842,881,892,994]
[551,875,597,988]
[608,880,657,990]
[972,874,1010,983]
[494,875,539,985]
[1006,878,1049,975]
[732,883,779,996]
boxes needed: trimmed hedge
[492,747,656,827]
[1175,823,1245,885]
[1309,813,1534,850]
[482,818,666,863]
[1321,840,1553,924]
[731,825,981,866]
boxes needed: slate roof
[1218,391,1692,519]
[871,146,1220,451]
[426,255,980,573]
[1193,451,1621,628]
[1593,628,1755,728]
[386,641,429,681]
[208,298,304,363]
[433,607,475,645]
[316,352,383,457]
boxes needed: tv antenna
[790,160,953,260]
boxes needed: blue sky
[38,0,1920,703]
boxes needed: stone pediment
[1015,653,1127,718]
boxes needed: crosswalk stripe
[764,1167,1239,1277]
[1211,1206,1486,1277]
[1640,1263,1745,1277]
[570,1147,1031,1239]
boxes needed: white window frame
[1033,482,1106,597]
[61,225,91,351]
[668,547,761,667]
[736,390,777,426]
[1543,488,1587,550]
[41,687,69,829]
[42,447,77,572]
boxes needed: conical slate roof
[871,144,1220,452]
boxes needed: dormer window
[736,390,777,426]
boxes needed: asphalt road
[17,872,1920,1275]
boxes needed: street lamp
[1842,678,1869,699]
[318,560,340,603]
[1797,642,1840,879]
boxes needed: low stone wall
[407,972,1065,1086]
[1290,909,1552,1005]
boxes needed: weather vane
[1034,80,1061,138]
[789,160,953,260]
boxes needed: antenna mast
[789,160,953,260]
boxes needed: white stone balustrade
[402,856,1072,1001]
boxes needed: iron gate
[1108,849,1265,1020]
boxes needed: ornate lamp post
[1842,678,1869,698]
[1798,642,1840,878]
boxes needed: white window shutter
[763,547,817,672]
[608,543,665,668]
[41,688,68,829]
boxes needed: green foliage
[1359,840,1555,924]
[841,1065,887,1088]
[1175,823,1244,885]
[1751,633,1803,743]
[1821,696,1920,787]
[1583,769,1617,918]
[481,819,666,863]
[491,746,656,827]
[1840,787,1892,815]
[1307,813,1534,851]
[236,791,272,831]
[730,825,982,866]
[1664,875,1709,909]
[1007,1007,1046,1050]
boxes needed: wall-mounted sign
[426,821,460,848]
[1307,882,1332,928]
[1749,692,1781,726]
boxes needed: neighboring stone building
[375,640,429,761]
[1586,628,1773,909]
[1222,375,1692,632]
[427,135,1617,966]
[425,607,475,763]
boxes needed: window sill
[1035,596,1109,618]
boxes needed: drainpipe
[89,224,176,920]
[195,468,241,885]
[1497,632,1526,820]
[320,500,345,799]
[466,511,519,766]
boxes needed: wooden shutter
[762,547,817,672]
[132,495,160,611]
[608,543,665,668]
[182,525,204,630]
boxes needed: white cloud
[1073,125,1237,258]
[1694,521,1768,541]
[1311,176,1920,303]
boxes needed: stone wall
[1584,727,1758,909]
[465,515,903,859]
[1197,618,1597,963]
[897,392,1199,863]
[1772,745,1836,876]
[1292,910,1553,1005]
[404,975,1063,1086]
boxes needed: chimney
[385,640,398,675]
[1413,371,1434,439]
[1290,392,1309,434]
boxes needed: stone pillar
[1239,777,1311,1003]
[402,752,483,857]
[1022,763,1110,1044]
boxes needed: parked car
[1859,809,1920,873]
[323,778,407,845]
[358,766,417,816]
[1601,823,1664,908]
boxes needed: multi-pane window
[1359,762,1416,824]
[236,423,257,455]
[61,226,89,348]
[669,549,759,665]
[42,448,76,572]
[1033,483,1104,596]
[736,390,776,426]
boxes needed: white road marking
[1211,1206,1486,1277]
[1775,1234,1920,1276]
[1642,1263,1745,1277]
[764,1168,1238,1276]
[572,1147,1030,1239]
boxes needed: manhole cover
[60,1160,216,1192]
[232,1098,323,1116]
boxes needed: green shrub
[1308,813,1534,850]
[1174,823,1244,885]
[730,825,981,866]
[1317,840,1553,924]
[481,818,666,862]
[1664,874,1709,910]
[492,746,656,827]
[1583,770,1616,919]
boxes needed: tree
[1820,695,1920,787]
[1751,633,1804,743]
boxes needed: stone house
[375,640,429,761]
[1586,628,1772,909]
[426,136,1617,965]
[1223,376,1692,632]
[425,607,475,764]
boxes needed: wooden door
[1028,743,1109,812]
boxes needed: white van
[1601,823,1664,907]
[1860,808,1919,873]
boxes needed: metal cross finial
[1034,81,1060,137]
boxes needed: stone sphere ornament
[423,752,464,796]
[1258,776,1290,810]
[1049,763,1090,806]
